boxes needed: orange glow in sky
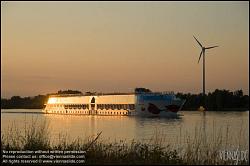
[1,1,249,98]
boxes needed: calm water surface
[1,109,249,149]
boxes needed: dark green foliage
[57,90,82,94]
[1,95,48,109]
[135,88,152,93]
[176,89,249,111]
[1,90,82,109]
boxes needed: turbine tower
[193,36,218,96]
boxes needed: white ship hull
[43,92,185,117]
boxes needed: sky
[1,1,249,98]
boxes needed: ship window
[91,97,95,103]
[129,104,135,110]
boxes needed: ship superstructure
[43,90,185,117]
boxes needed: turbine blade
[205,46,219,49]
[193,36,203,48]
[198,51,202,63]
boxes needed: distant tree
[135,88,152,93]
[234,90,243,97]
[57,90,82,94]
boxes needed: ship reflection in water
[1,109,248,150]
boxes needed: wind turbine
[193,36,218,96]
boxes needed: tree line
[176,89,249,111]
[1,95,48,109]
[1,89,249,111]
[1,90,81,109]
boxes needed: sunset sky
[1,1,249,98]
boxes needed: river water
[1,109,249,151]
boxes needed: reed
[1,119,248,165]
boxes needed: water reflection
[1,110,249,149]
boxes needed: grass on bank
[1,119,249,165]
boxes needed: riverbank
[1,120,248,165]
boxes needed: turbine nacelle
[193,36,218,63]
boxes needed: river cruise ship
[43,89,185,117]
